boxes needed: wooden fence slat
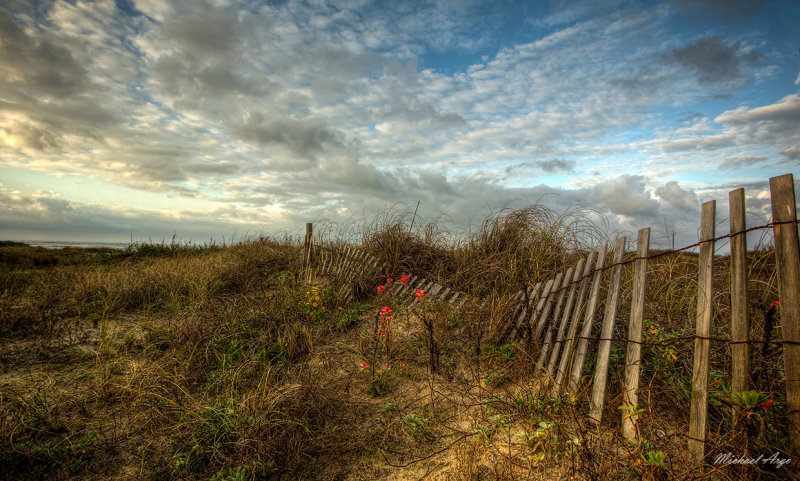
[769,173,800,455]
[589,237,625,424]
[514,282,543,340]
[497,290,526,341]
[408,278,430,306]
[555,252,596,391]
[404,277,425,306]
[548,259,585,377]
[448,292,460,304]
[688,201,716,464]
[568,244,608,394]
[621,227,650,440]
[536,268,572,370]
[304,222,313,273]
[334,246,346,275]
[729,188,750,412]
[532,278,556,339]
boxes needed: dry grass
[0,205,794,480]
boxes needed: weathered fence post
[589,237,626,424]
[621,227,650,440]
[688,201,716,466]
[770,173,800,455]
[548,259,585,377]
[537,269,572,370]
[555,252,596,392]
[729,188,750,422]
[568,243,608,394]
[534,274,564,340]
[304,223,313,281]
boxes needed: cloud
[672,0,768,24]
[663,35,763,88]
[0,0,795,251]
[715,94,800,125]
[591,175,659,217]
[780,145,800,160]
[504,159,575,175]
[655,181,699,212]
[718,155,768,170]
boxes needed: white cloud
[0,1,795,247]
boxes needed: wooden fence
[301,173,800,462]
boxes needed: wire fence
[301,172,800,467]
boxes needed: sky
[0,0,799,250]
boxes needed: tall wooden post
[688,201,716,466]
[729,189,750,421]
[770,174,800,455]
[621,227,650,440]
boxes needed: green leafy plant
[645,450,665,467]
[403,414,434,442]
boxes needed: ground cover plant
[0,205,794,480]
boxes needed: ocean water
[17,240,131,250]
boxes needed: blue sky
[0,0,798,248]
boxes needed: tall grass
[0,203,792,480]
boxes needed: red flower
[377,285,387,296]
[386,277,393,285]
[771,300,780,308]
[401,275,410,285]
[380,306,393,319]
[759,399,774,410]
[415,289,427,302]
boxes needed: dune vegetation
[0,206,792,480]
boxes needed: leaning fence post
[548,259,585,377]
[621,227,650,440]
[729,188,750,422]
[534,274,563,340]
[769,173,800,455]
[304,223,313,281]
[569,243,608,394]
[688,201,716,466]
[589,236,626,424]
[555,252,596,392]
[536,270,571,370]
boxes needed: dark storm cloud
[664,35,763,87]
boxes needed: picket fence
[301,172,800,463]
